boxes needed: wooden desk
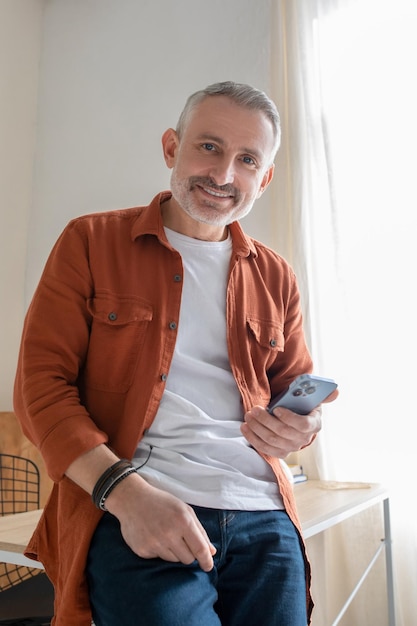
[0,482,395,625]
[295,480,395,626]
[296,479,389,538]
[0,509,43,568]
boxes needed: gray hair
[176,81,281,163]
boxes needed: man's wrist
[103,470,147,516]
[91,459,137,511]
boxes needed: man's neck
[161,196,228,242]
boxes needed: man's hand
[65,444,216,572]
[105,473,216,572]
[241,389,338,458]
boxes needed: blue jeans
[86,506,307,626]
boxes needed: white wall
[1,0,277,408]
[27,0,277,296]
[0,0,45,409]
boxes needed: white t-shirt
[133,227,284,510]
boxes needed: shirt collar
[131,191,257,258]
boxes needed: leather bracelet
[98,466,137,511]
[91,459,135,511]
[92,459,131,504]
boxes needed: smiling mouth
[189,176,236,200]
[200,185,233,199]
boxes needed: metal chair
[0,453,41,591]
[0,454,54,624]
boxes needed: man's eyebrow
[195,133,263,161]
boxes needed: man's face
[162,96,275,229]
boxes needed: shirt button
[108,312,118,321]
[169,321,177,330]
[174,274,182,282]
[161,373,167,382]
[270,338,277,347]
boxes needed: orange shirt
[14,192,313,625]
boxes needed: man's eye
[242,156,255,165]
[202,143,216,151]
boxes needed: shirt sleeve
[13,220,108,482]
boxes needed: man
[14,81,337,625]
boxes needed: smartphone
[267,374,337,415]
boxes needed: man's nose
[209,156,236,186]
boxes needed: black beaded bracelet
[91,459,135,511]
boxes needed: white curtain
[272,1,417,624]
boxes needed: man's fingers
[184,514,216,571]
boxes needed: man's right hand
[105,471,216,572]
[65,444,216,572]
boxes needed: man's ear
[257,164,275,198]
[161,128,179,169]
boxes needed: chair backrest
[0,412,53,508]
[0,453,40,516]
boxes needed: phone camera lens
[305,385,316,395]
[292,388,303,397]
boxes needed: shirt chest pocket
[246,316,285,371]
[84,293,153,393]
[247,317,284,350]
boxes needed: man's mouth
[190,177,236,200]
[201,186,233,198]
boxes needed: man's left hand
[240,390,338,458]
